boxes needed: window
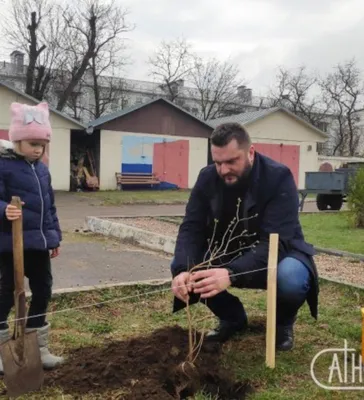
[317,141,331,155]
[111,102,119,112]
[316,121,329,132]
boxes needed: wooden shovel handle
[11,196,25,294]
[11,196,26,341]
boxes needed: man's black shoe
[276,325,294,351]
[205,319,248,343]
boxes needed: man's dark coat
[171,152,319,319]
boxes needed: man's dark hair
[210,122,251,148]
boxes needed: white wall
[99,130,122,190]
[99,130,208,190]
[188,137,208,188]
[48,128,70,190]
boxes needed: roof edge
[210,106,329,139]
[88,96,214,131]
[244,107,329,139]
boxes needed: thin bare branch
[267,65,330,128]
[190,56,244,120]
[148,37,194,102]
[319,59,364,156]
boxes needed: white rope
[2,267,269,326]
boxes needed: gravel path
[115,217,180,237]
[314,254,364,286]
[115,217,364,287]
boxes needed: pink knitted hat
[8,102,52,142]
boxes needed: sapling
[180,198,259,370]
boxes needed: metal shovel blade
[0,330,44,398]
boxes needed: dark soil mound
[47,325,252,399]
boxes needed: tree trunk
[56,15,97,111]
[91,56,101,118]
[347,113,355,156]
[25,12,38,96]
[25,12,47,97]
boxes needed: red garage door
[253,143,300,186]
[0,130,9,140]
[153,140,189,189]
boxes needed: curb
[319,275,364,290]
[85,216,176,254]
[314,247,364,261]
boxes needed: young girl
[0,102,64,372]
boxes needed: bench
[115,172,160,190]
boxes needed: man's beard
[221,162,253,188]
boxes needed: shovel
[0,196,44,398]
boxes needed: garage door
[0,130,9,140]
[253,143,300,186]
[153,139,189,189]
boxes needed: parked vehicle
[298,161,364,211]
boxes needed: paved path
[50,193,178,291]
[50,235,171,291]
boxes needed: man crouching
[170,122,319,351]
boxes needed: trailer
[298,161,364,211]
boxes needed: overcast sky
[1,0,364,97]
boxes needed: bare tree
[148,37,194,102]
[320,60,364,156]
[3,0,133,113]
[56,0,134,111]
[87,38,131,119]
[190,56,243,120]
[58,39,131,121]
[268,66,330,128]
[70,75,130,121]
[3,0,65,100]
[63,86,83,121]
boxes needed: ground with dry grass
[1,279,364,399]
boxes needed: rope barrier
[2,267,269,325]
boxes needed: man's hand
[171,272,193,303]
[5,202,25,221]
[189,268,231,299]
[50,247,60,259]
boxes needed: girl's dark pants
[0,250,52,330]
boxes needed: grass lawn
[300,212,364,254]
[77,189,191,205]
[6,279,364,399]
[160,212,364,255]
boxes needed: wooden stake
[361,308,364,365]
[266,233,279,369]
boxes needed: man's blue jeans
[203,257,311,327]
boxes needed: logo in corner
[311,340,364,390]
